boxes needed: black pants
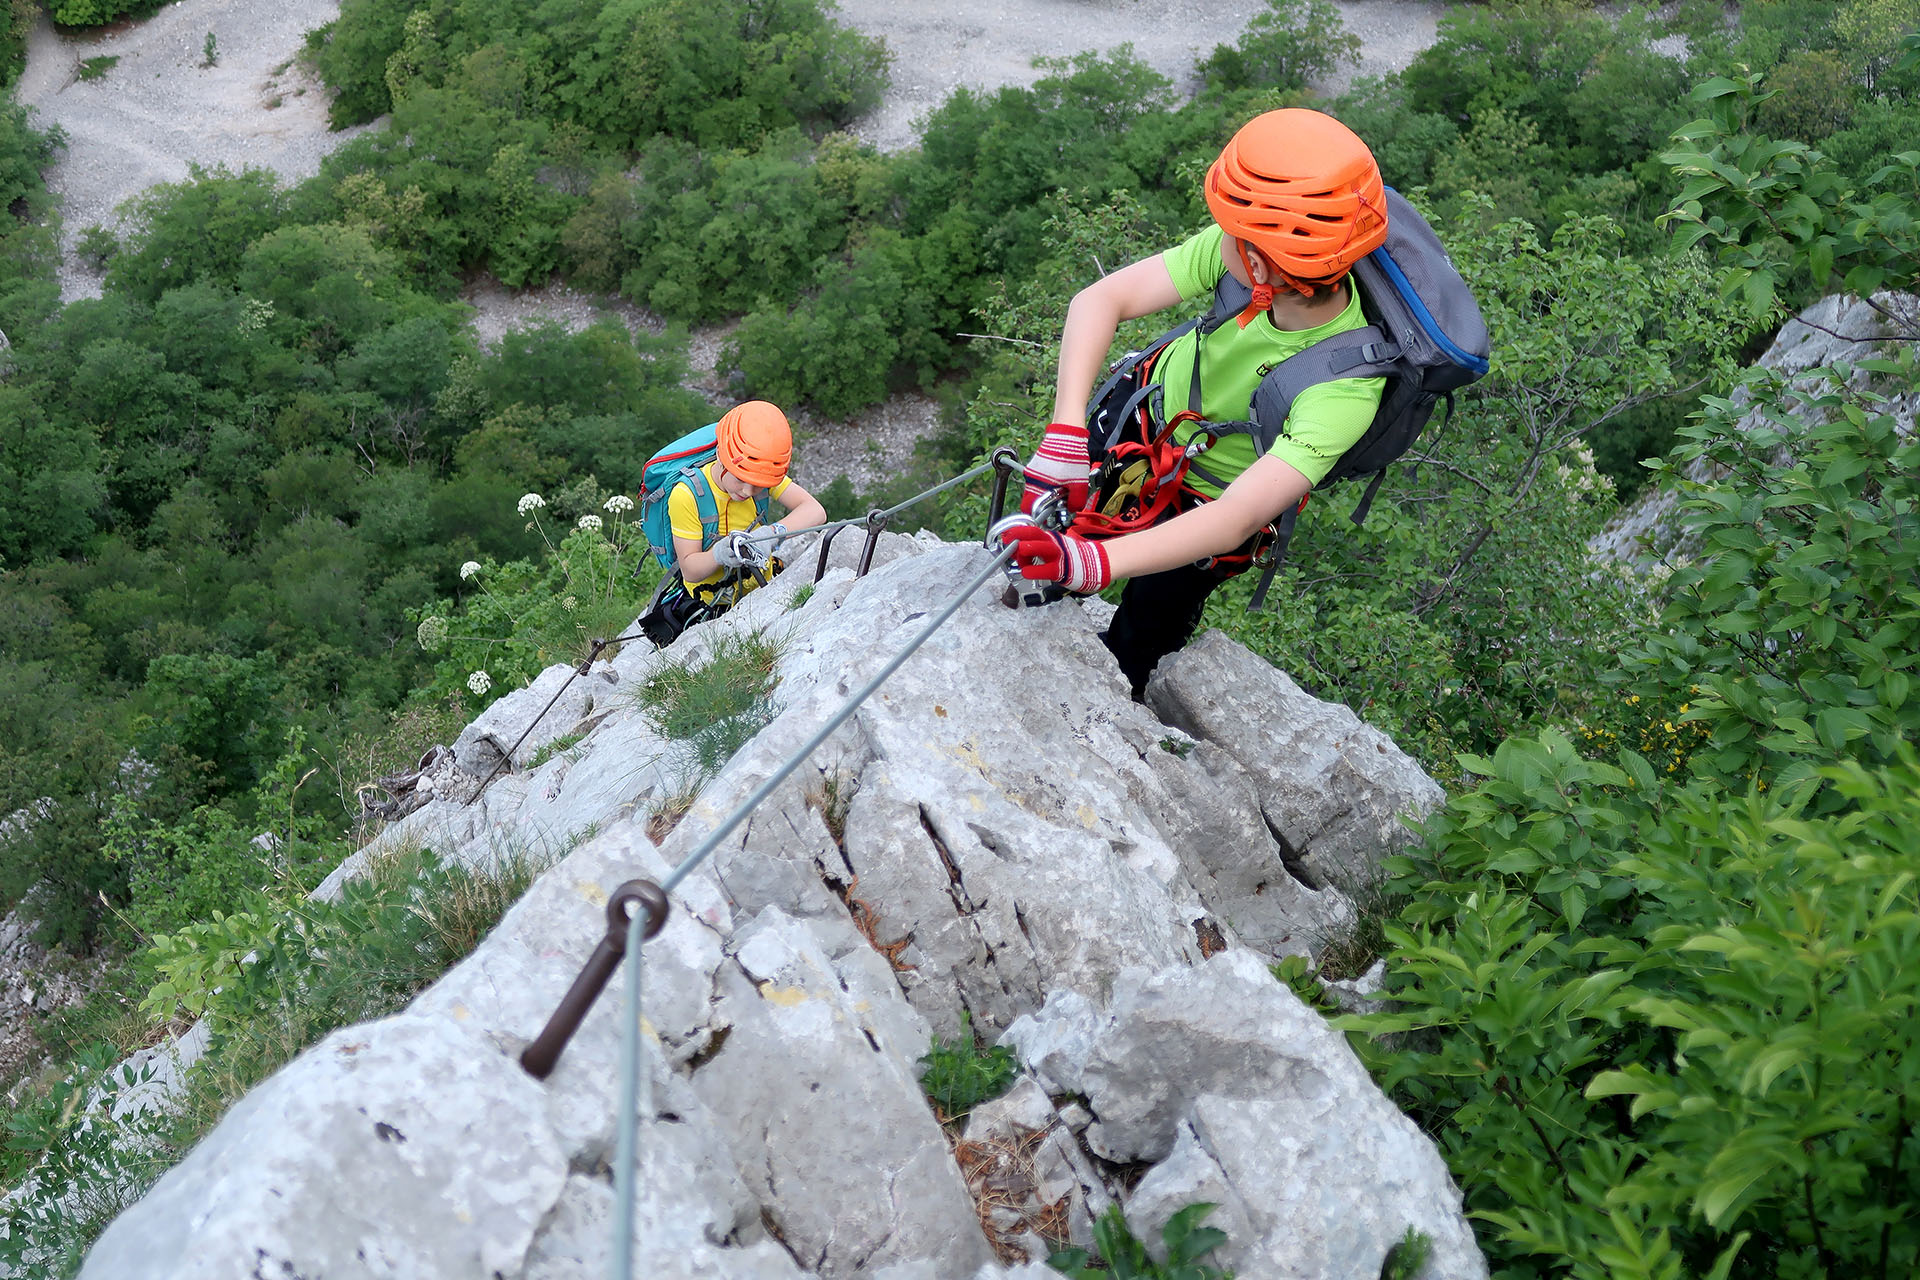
[1100,560,1230,698]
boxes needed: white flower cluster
[467,669,492,695]
[517,492,546,516]
[459,560,483,580]
[562,595,578,612]
[238,297,276,335]
[577,514,603,531]
[604,494,634,513]
[1554,445,1614,497]
[415,616,449,651]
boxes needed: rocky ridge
[77,530,1482,1279]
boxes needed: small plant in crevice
[527,728,588,769]
[77,55,118,81]
[806,770,855,847]
[918,1011,1017,1119]
[201,31,218,68]
[1379,1226,1432,1280]
[1269,953,1339,1017]
[788,582,815,610]
[1049,1202,1234,1280]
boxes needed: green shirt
[1156,225,1385,496]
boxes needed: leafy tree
[1661,62,1920,319]
[0,386,104,562]
[1197,0,1360,94]
[136,651,286,802]
[107,166,290,304]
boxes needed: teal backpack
[636,423,773,569]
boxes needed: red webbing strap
[1070,410,1209,541]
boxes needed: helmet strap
[1232,243,1318,327]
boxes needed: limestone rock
[83,1016,569,1280]
[1034,951,1486,1278]
[453,659,621,780]
[76,531,1468,1279]
[1150,630,1445,889]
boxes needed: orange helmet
[1205,109,1387,297]
[716,401,792,488]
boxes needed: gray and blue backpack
[1085,188,1491,606]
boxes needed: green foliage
[135,650,285,800]
[3,841,546,1271]
[1197,0,1359,94]
[0,1046,168,1277]
[107,165,290,303]
[77,55,118,81]
[136,906,279,1023]
[313,0,888,145]
[917,1011,1018,1117]
[634,627,783,773]
[1049,1203,1233,1280]
[1624,357,1920,794]
[106,731,348,939]
[1347,302,1920,1274]
[413,491,657,705]
[1379,1227,1432,1280]
[201,31,218,69]
[0,0,35,87]
[1661,66,1920,318]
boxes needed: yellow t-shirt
[667,462,792,590]
[1157,225,1385,496]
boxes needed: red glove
[1020,422,1091,516]
[998,522,1112,594]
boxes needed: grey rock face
[83,1016,570,1280]
[1015,952,1487,1279]
[1150,630,1446,890]
[80,533,1472,1279]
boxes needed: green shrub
[1348,351,1920,1276]
[917,1011,1017,1117]
[1197,0,1359,94]
[635,628,783,774]
[1050,1203,1233,1280]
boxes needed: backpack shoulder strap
[1243,324,1396,453]
[675,466,724,550]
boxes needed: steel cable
[607,543,1016,1275]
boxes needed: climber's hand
[1020,421,1091,517]
[713,533,766,570]
[997,521,1111,594]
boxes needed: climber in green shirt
[1000,108,1389,697]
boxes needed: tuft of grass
[788,582,815,610]
[77,55,118,81]
[1379,1226,1432,1280]
[918,1012,1017,1120]
[1312,876,1401,983]
[527,728,587,769]
[805,770,854,847]
[636,629,783,775]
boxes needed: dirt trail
[14,0,1444,482]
